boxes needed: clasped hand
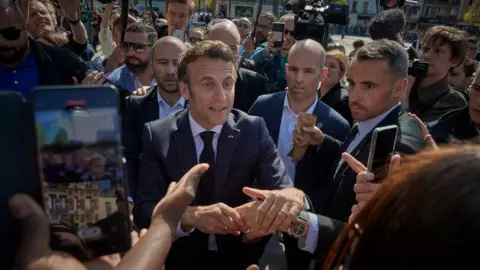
[182,187,305,240]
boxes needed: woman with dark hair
[325,146,480,269]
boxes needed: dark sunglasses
[189,37,203,43]
[120,41,153,53]
[285,29,295,36]
[0,27,23,41]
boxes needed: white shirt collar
[157,89,185,107]
[188,112,223,138]
[356,103,400,136]
[283,93,318,115]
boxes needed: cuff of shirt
[299,212,319,254]
[176,221,194,239]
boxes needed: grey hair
[354,39,409,79]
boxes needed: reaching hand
[235,201,265,241]
[242,35,255,53]
[409,113,438,150]
[242,187,305,234]
[58,0,80,21]
[132,86,149,96]
[184,202,245,235]
[151,163,209,238]
[74,71,108,86]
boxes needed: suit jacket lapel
[267,92,287,145]
[214,114,240,195]
[143,86,160,123]
[173,111,198,174]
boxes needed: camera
[285,0,349,45]
[409,59,429,78]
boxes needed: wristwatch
[288,211,309,239]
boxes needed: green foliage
[54,128,69,145]
[464,1,480,26]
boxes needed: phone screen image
[367,125,398,174]
[173,28,185,42]
[32,87,131,257]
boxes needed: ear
[179,81,191,101]
[285,63,289,72]
[321,67,329,81]
[395,77,408,99]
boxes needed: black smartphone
[30,85,131,257]
[272,22,285,49]
[0,92,43,270]
[366,125,398,175]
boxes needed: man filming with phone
[251,14,296,93]
[284,39,425,267]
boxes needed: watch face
[289,220,308,238]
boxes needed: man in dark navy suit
[134,40,306,270]
[249,39,350,270]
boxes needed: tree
[464,0,480,26]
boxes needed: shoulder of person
[107,65,127,80]
[238,67,264,80]
[147,109,186,131]
[255,90,285,105]
[444,87,468,105]
[230,108,266,128]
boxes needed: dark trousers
[165,231,271,270]
[284,233,314,270]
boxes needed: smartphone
[272,22,285,49]
[366,125,398,173]
[30,85,131,257]
[0,92,43,270]
[173,28,186,42]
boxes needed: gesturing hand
[242,187,305,234]
[235,201,265,241]
[151,163,209,238]
[342,152,401,222]
[186,203,245,235]
[74,71,108,86]
[409,113,438,150]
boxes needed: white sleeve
[298,212,319,254]
[175,222,194,239]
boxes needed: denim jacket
[250,42,287,93]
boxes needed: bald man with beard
[122,36,188,201]
[207,21,269,112]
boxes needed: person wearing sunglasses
[107,22,157,93]
[0,0,105,97]
[188,27,204,45]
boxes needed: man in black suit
[249,39,350,270]
[134,40,306,270]
[286,39,425,267]
[122,36,188,200]
[206,20,268,112]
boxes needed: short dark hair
[125,22,158,45]
[259,12,277,26]
[463,58,476,77]
[353,39,365,49]
[354,39,409,79]
[177,40,237,83]
[422,26,468,65]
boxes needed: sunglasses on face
[189,37,203,43]
[0,27,23,41]
[285,29,295,36]
[120,41,152,53]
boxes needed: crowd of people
[2,0,480,269]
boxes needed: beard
[0,35,28,65]
[125,56,150,74]
[157,79,179,94]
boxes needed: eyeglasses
[120,41,153,53]
[285,29,295,36]
[189,37,203,43]
[0,26,23,40]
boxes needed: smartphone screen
[367,125,398,174]
[173,28,186,42]
[272,22,285,49]
[31,86,131,257]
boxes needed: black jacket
[320,83,353,126]
[234,67,268,112]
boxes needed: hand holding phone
[272,22,285,49]
[172,28,186,43]
[366,125,398,176]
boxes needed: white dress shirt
[157,91,185,119]
[175,112,223,251]
[301,103,400,254]
[278,93,318,181]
